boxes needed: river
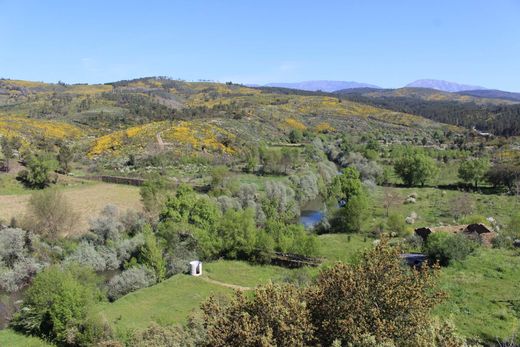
[299,198,326,229]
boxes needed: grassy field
[435,248,520,343]
[316,233,372,263]
[93,274,232,333]
[204,260,295,288]
[93,233,373,335]
[0,180,142,234]
[369,186,519,230]
[0,329,53,347]
[0,173,28,195]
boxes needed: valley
[1,77,520,346]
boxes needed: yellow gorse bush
[88,123,161,157]
[163,121,236,154]
[0,115,83,147]
[89,120,237,157]
[315,122,335,133]
[284,118,307,131]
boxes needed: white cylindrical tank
[189,260,202,276]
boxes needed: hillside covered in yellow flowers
[0,77,460,161]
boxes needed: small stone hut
[414,223,496,246]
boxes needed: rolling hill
[336,86,520,136]
[457,89,520,102]
[0,77,450,159]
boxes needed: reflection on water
[299,197,326,229]
[300,210,325,228]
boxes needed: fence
[270,251,323,268]
[80,175,145,186]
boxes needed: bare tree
[449,192,474,221]
[22,189,78,240]
[382,188,400,217]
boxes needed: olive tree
[394,153,438,187]
[458,157,490,188]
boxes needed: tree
[281,148,299,174]
[23,188,78,240]
[210,165,230,191]
[458,157,490,188]
[382,188,400,217]
[217,208,257,259]
[289,129,303,143]
[139,226,166,281]
[201,283,315,347]
[11,265,102,345]
[328,167,369,233]
[332,193,369,233]
[243,146,259,173]
[1,137,13,172]
[158,185,221,260]
[263,181,299,223]
[486,164,520,191]
[329,167,363,202]
[160,185,220,230]
[307,239,444,346]
[57,144,74,174]
[260,147,282,174]
[17,154,57,189]
[394,153,438,187]
[140,176,172,219]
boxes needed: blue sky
[1,0,519,90]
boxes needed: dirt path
[156,131,174,151]
[199,276,252,291]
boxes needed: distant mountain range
[256,79,502,94]
[405,79,486,92]
[263,80,381,92]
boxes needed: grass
[0,173,27,195]
[435,248,520,343]
[92,237,371,335]
[93,274,232,332]
[0,181,142,234]
[316,233,372,263]
[369,185,519,229]
[0,329,53,347]
[204,260,294,287]
[229,172,290,191]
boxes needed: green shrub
[331,193,369,233]
[424,232,477,266]
[107,266,156,301]
[17,153,57,189]
[386,214,406,237]
[11,265,103,345]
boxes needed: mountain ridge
[405,79,486,92]
[264,80,381,92]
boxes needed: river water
[299,198,326,229]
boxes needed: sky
[1,0,519,91]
